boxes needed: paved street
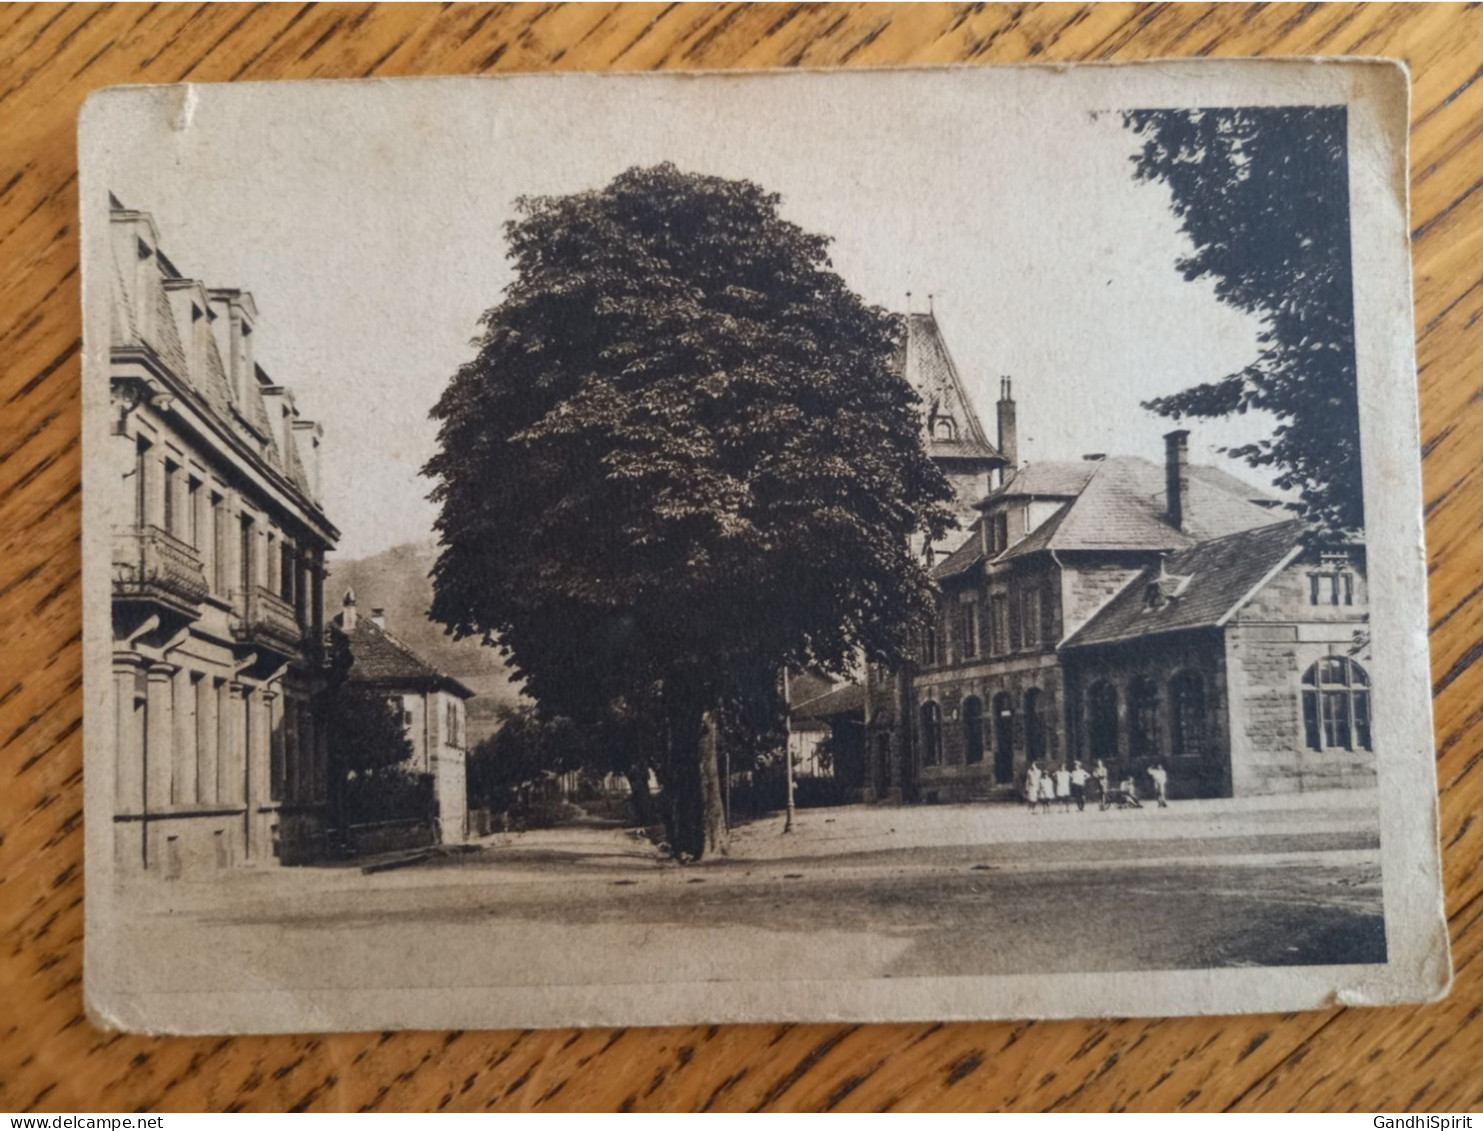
[111,791,1384,995]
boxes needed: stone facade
[108,199,338,874]
[904,425,1373,802]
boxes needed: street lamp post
[782,667,795,834]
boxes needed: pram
[1100,781,1143,809]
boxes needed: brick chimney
[996,376,1018,489]
[341,588,357,631]
[371,607,386,630]
[997,377,1018,468]
[1165,429,1191,532]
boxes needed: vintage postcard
[80,61,1449,1033]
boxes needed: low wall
[344,819,436,857]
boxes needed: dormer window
[932,415,957,441]
[1145,562,1193,611]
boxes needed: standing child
[1054,763,1073,813]
[1025,762,1042,814]
[1038,767,1054,814]
[1069,761,1090,812]
[1093,759,1110,810]
[1149,762,1170,808]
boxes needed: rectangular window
[270,698,286,803]
[134,437,150,527]
[991,594,1010,656]
[993,513,1009,555]
[280,543,295,604]
[1021,588,1041,649]
[239,515,254,595]
[211,494,227,593]
[186,476,202,548]
[960,602,979,659]
[294,556,308,626]
[162,459,179,536]
[1008,589,1022,651]
[216,680,233,804]
[1303,690,1321,751]
[1322,690,1352,749]
[194,673,212,805]
[1309,574,1321,605]
[1343,573,1354,606]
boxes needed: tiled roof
[790,681,864,722]
[894,312,1002,466]
[1063,520,1307,648]
[1187,463,1282,507]
[334,613,475,698]
[931,521,987,580]
[990,460,1099,501]
[1000,456,1284,561]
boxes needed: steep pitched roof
[991,460,1099,501]
[931,521,987,580]
[894,312,1002,466]
[334,614,475,699]
[1063,520,1307,648]
[1000,456,1285,561]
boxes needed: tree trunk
[661,695,728,860]
[697,709,728,857]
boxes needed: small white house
[332,590,475,843]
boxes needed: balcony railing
[112,524,209,619]
[233,585,306,658]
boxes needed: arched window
[962,696,984,764]
[1024,688,1046,763]
[1129,675,1160,760]
[1087,682,1118,762]
[920,701,943,767]
[1302,657,1372,751]
[933,415,957,441]
[1169,671,1206,758]
[992,691,1015,783]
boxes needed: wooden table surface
[2,2,1480,1113]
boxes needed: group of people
[1022,759,1170,812]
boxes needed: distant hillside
[327,540,525,741]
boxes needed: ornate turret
[896,303,1006,546]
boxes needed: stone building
[1061,521,1372,796]
[910,427,1372,802]
[332,592,475,843]
[107,197,338,874]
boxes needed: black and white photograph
[79,61,1448,1033]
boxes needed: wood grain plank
[1,1,1479,1113]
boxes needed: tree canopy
[424,163,952,857]
[1124,106,1363,538]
